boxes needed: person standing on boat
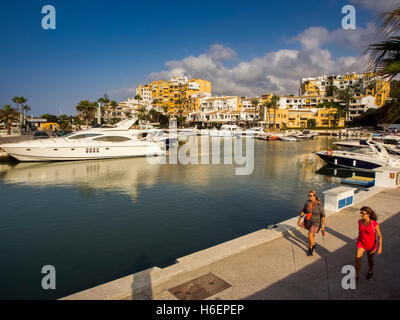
[297,190,326,256]
[355,207,383,280]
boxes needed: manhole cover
[168,273,231,300]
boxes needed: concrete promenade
[64,187,400,300]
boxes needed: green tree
[40,113,58,123]
[12,96,26,128]
[250,98,260,124]
[0,105,19,135]
[307,119,316,129]
[333,86,354,121]
[270,94,280,129]
[134,94,142,107]
[22,105,31,126]
[57,114,73,132]
[75,100,97,127]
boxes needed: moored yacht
[0,119,166,162]
[315,140,400,171]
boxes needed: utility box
[375,169,400,189]
[323,186,357,212]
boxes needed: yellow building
[41,122,60,130]
[264,107,345,129]
[301,72,390,107]
[137,77,212,113]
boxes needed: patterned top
[302,200,326,226]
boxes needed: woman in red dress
[355,207,383,280]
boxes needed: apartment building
[200,96,241,112]
[136,77,212,113]
[265,107,345,129]
[301,72,390,107]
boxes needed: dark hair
[360,206,378,221]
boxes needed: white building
[348,95,378,121]
[200,96,240,112]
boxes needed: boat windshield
[92,136,131,142]
[68,133,103,140]
[347,146,373,155]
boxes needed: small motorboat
[293,130,319,140]
[279,136,297,142]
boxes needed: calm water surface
[0,137,345,299]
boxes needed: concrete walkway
[64,187,400,300]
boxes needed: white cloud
[144,40,363,96]
[118,22,377,98]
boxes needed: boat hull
[315,152,382,171]
[1,145,166,162]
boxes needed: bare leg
[308,232,314,249]
[367,251,375,274]
[355,248,364,278]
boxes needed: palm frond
[364,36,400,79]
[379,4,400,36]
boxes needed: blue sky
[0,0,395,116]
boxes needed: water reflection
[0,137,334,201]
[0,157,162,201]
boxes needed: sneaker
[366,271,373,280]
[307,248,313,256]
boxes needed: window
[68,134,102,140]
[92,136,131,142]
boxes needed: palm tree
[270,94,280,129]
[0,105,20,135]
[97,94,110,120]
[12,96,26,128]
[365,4,400,80]
[134,94,142,108]
[12,96,21,114]
[19,97,27,125]
[75,100,97,127]
[22,105,31,129]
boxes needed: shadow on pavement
[244,212,400,300]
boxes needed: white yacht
[0,119,166,162]
[241,127,266,136]
[209,124,241,137]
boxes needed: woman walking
[355,206,383,280]
[297,190,326,256]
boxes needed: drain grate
[168,273,231,300]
